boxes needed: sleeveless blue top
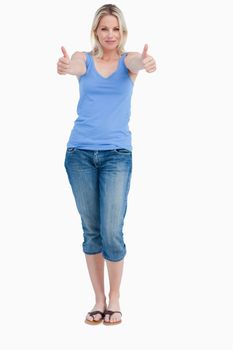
[67,52,134,151]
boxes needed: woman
[57,4,156,325]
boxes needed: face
[96,15,121,52]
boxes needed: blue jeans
[64,148,132,262]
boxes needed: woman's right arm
[57,46,86,77]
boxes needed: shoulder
[71,51,87,61]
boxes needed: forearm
[69,56,86,76]
[125,53,144,73]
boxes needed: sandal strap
[104,310,122,320]
[88,310,105,320]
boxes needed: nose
[107,29,114,37]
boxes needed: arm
[57,46,86,77]
[70,51,86,77]
[125,44,157,74]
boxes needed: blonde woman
[57,4,156,326]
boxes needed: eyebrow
[100,25,119,28]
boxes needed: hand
[141,44,156,73]
[57,46,71,75]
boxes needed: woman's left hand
[141,44,157,73]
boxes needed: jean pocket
[66,147,76,153]
[114,148,132,154]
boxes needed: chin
[104,44,118,50]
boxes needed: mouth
[105,41,116,43]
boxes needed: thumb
[61,46,69,59]
[141,44,148,59]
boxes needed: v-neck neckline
[90,54,123,79]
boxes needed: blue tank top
[67,52,134,151]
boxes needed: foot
[85,301,107,323]
[104,299,122,324]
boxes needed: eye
[101,28,107,31]
[114,28,119,31]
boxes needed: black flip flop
[85,310,105,325]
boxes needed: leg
[64,148,106,322]
[99,149,132,323]
[99,149,132,262]
[85,253,107,315]
[105,259,124,323]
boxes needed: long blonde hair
[90,4,128,58]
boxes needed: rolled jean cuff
[83,249,103,255]
[102,250,126,262]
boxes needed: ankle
[95,295,106,305]
[108,292,120,301]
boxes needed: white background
[0,0,232,349]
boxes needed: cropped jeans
[64,148,132,262]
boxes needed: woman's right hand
[57,46,86,76]
[57,46,72,75]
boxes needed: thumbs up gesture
[57,46,71,75]
[141,44,156,73]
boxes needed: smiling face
[95,15,121,53]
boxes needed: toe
[87,314,94,321]
[111,313,121,323]
[88,314,101,322]
[104,315,110,323]
[94,314,101,321]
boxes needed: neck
[101,49,120,60]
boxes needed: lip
[105,41,116,43]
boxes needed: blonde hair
[90,4,128,58]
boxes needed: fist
[141,44,156,73]
[57,46,71,75]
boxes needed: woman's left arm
[125,44,157,74]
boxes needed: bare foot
[104,299,122,324]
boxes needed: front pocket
[114,148,132,154]
[67,147,76,153]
